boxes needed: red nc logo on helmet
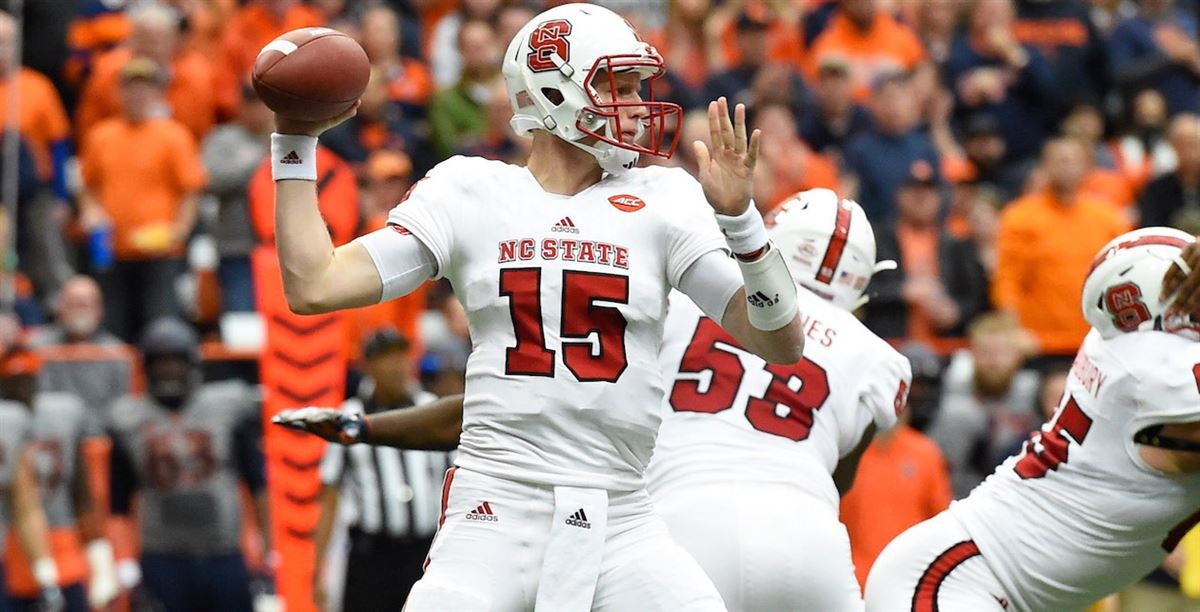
[608,194,645,212]
[527,20,572,73]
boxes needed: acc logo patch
[608,194,646,212]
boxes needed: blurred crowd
[0,0,1196,608]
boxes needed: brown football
[252,27,370,122]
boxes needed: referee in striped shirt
[313,328,454,611]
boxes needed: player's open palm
[694,96,761,216]
[273,406,354,444]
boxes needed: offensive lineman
[269,3,804,609]
[865,227,1200,611]
[646,189,910,611]
[279,189,910,611]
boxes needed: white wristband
[738,244,799,331]
[270,133,318,182]
[715,203,769,255]
[33,557,57,589]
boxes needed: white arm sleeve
[354,227,437,302]
[677,250,743,324]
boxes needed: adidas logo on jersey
[280,150,303,164]
[565,508,590,529]
[746,290,780,308]
[551,217,579,234]
[466,501,498,522]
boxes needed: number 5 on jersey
[500,268,629,382]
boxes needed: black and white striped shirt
[319,390,454,541]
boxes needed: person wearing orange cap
[0,346,116,611]
[79,57,207,342]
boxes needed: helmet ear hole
[541,87,565,106]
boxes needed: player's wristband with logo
[714,202,769,257]
[738,244,799,331]
[270,133,318,182]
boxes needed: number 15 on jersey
[500,268,630,382]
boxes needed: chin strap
[1135,425,1200,452]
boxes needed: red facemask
[577,52,682,160]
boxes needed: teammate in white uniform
[865,227,1200,612]
[647,189,911,612]
[268,4,806,610]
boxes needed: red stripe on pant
[912,540,981,612]
[423,466,458,571]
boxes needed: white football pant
[864,510,1012,612]
[654,480,864,612]
[405,467,726,612]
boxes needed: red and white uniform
[376,155,729,610]
[866,329,1200,612]
[648,289,910,611]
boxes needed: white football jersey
[388,156,726,491]
[647,289,911,512]
[950,329,1200,611]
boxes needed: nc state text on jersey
[498,238,630,269]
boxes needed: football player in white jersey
[279,189,911,611]
[647,189,910,612]
[268,3,805,610]
[865,227,1200,612]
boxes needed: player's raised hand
[272,407,361,444]
[1162,239,1200,312]
[694,97,761,216]
[273,100,361,138]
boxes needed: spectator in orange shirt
[992,138,1128,358]
[75,3,217,148]
[841,343,952,588]
[79,59,207,342]
[0,12,75,302]
[807,0,927,102]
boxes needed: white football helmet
[769,189,895,311]
[501,3,681,175]
[1082,226,1197,339]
